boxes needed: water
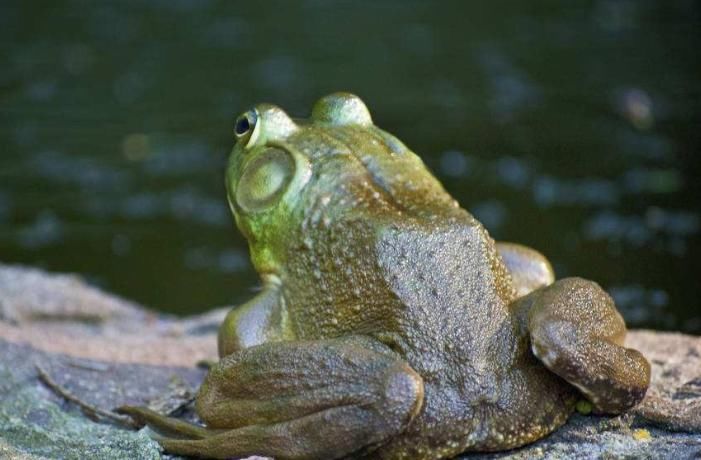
[1,1,699,333]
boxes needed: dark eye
[234,110,258,139]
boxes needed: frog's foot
[116,406,220,439]
[514,277,651,414]
[121,336,424,460]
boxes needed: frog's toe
[117,406,219,440]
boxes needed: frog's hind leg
[513,277,650,413]
[121,335,424,460]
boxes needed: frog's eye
[235,147,295,212]
[311,92,373,126]
[234,110,260,146]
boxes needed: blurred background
[1,1,699,333]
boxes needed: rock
[627,331,701,433]
[0,340,191,460]
[0,263,699,459]
[0,264,220,366]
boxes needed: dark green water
[1,1,699,333]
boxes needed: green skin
[120,93,651,460]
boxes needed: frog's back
[364,218,574,459]
[375,216,516,369]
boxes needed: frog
[120,93,651,460]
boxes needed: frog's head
[227,92,453,278]
[226,93,383,276]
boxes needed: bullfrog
[120,93,651,460]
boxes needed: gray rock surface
[0,263,699,459]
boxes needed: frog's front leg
[121,335,424,460]
[217,279,294,357]
[496,242,555,297]
[512,277,650,413]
